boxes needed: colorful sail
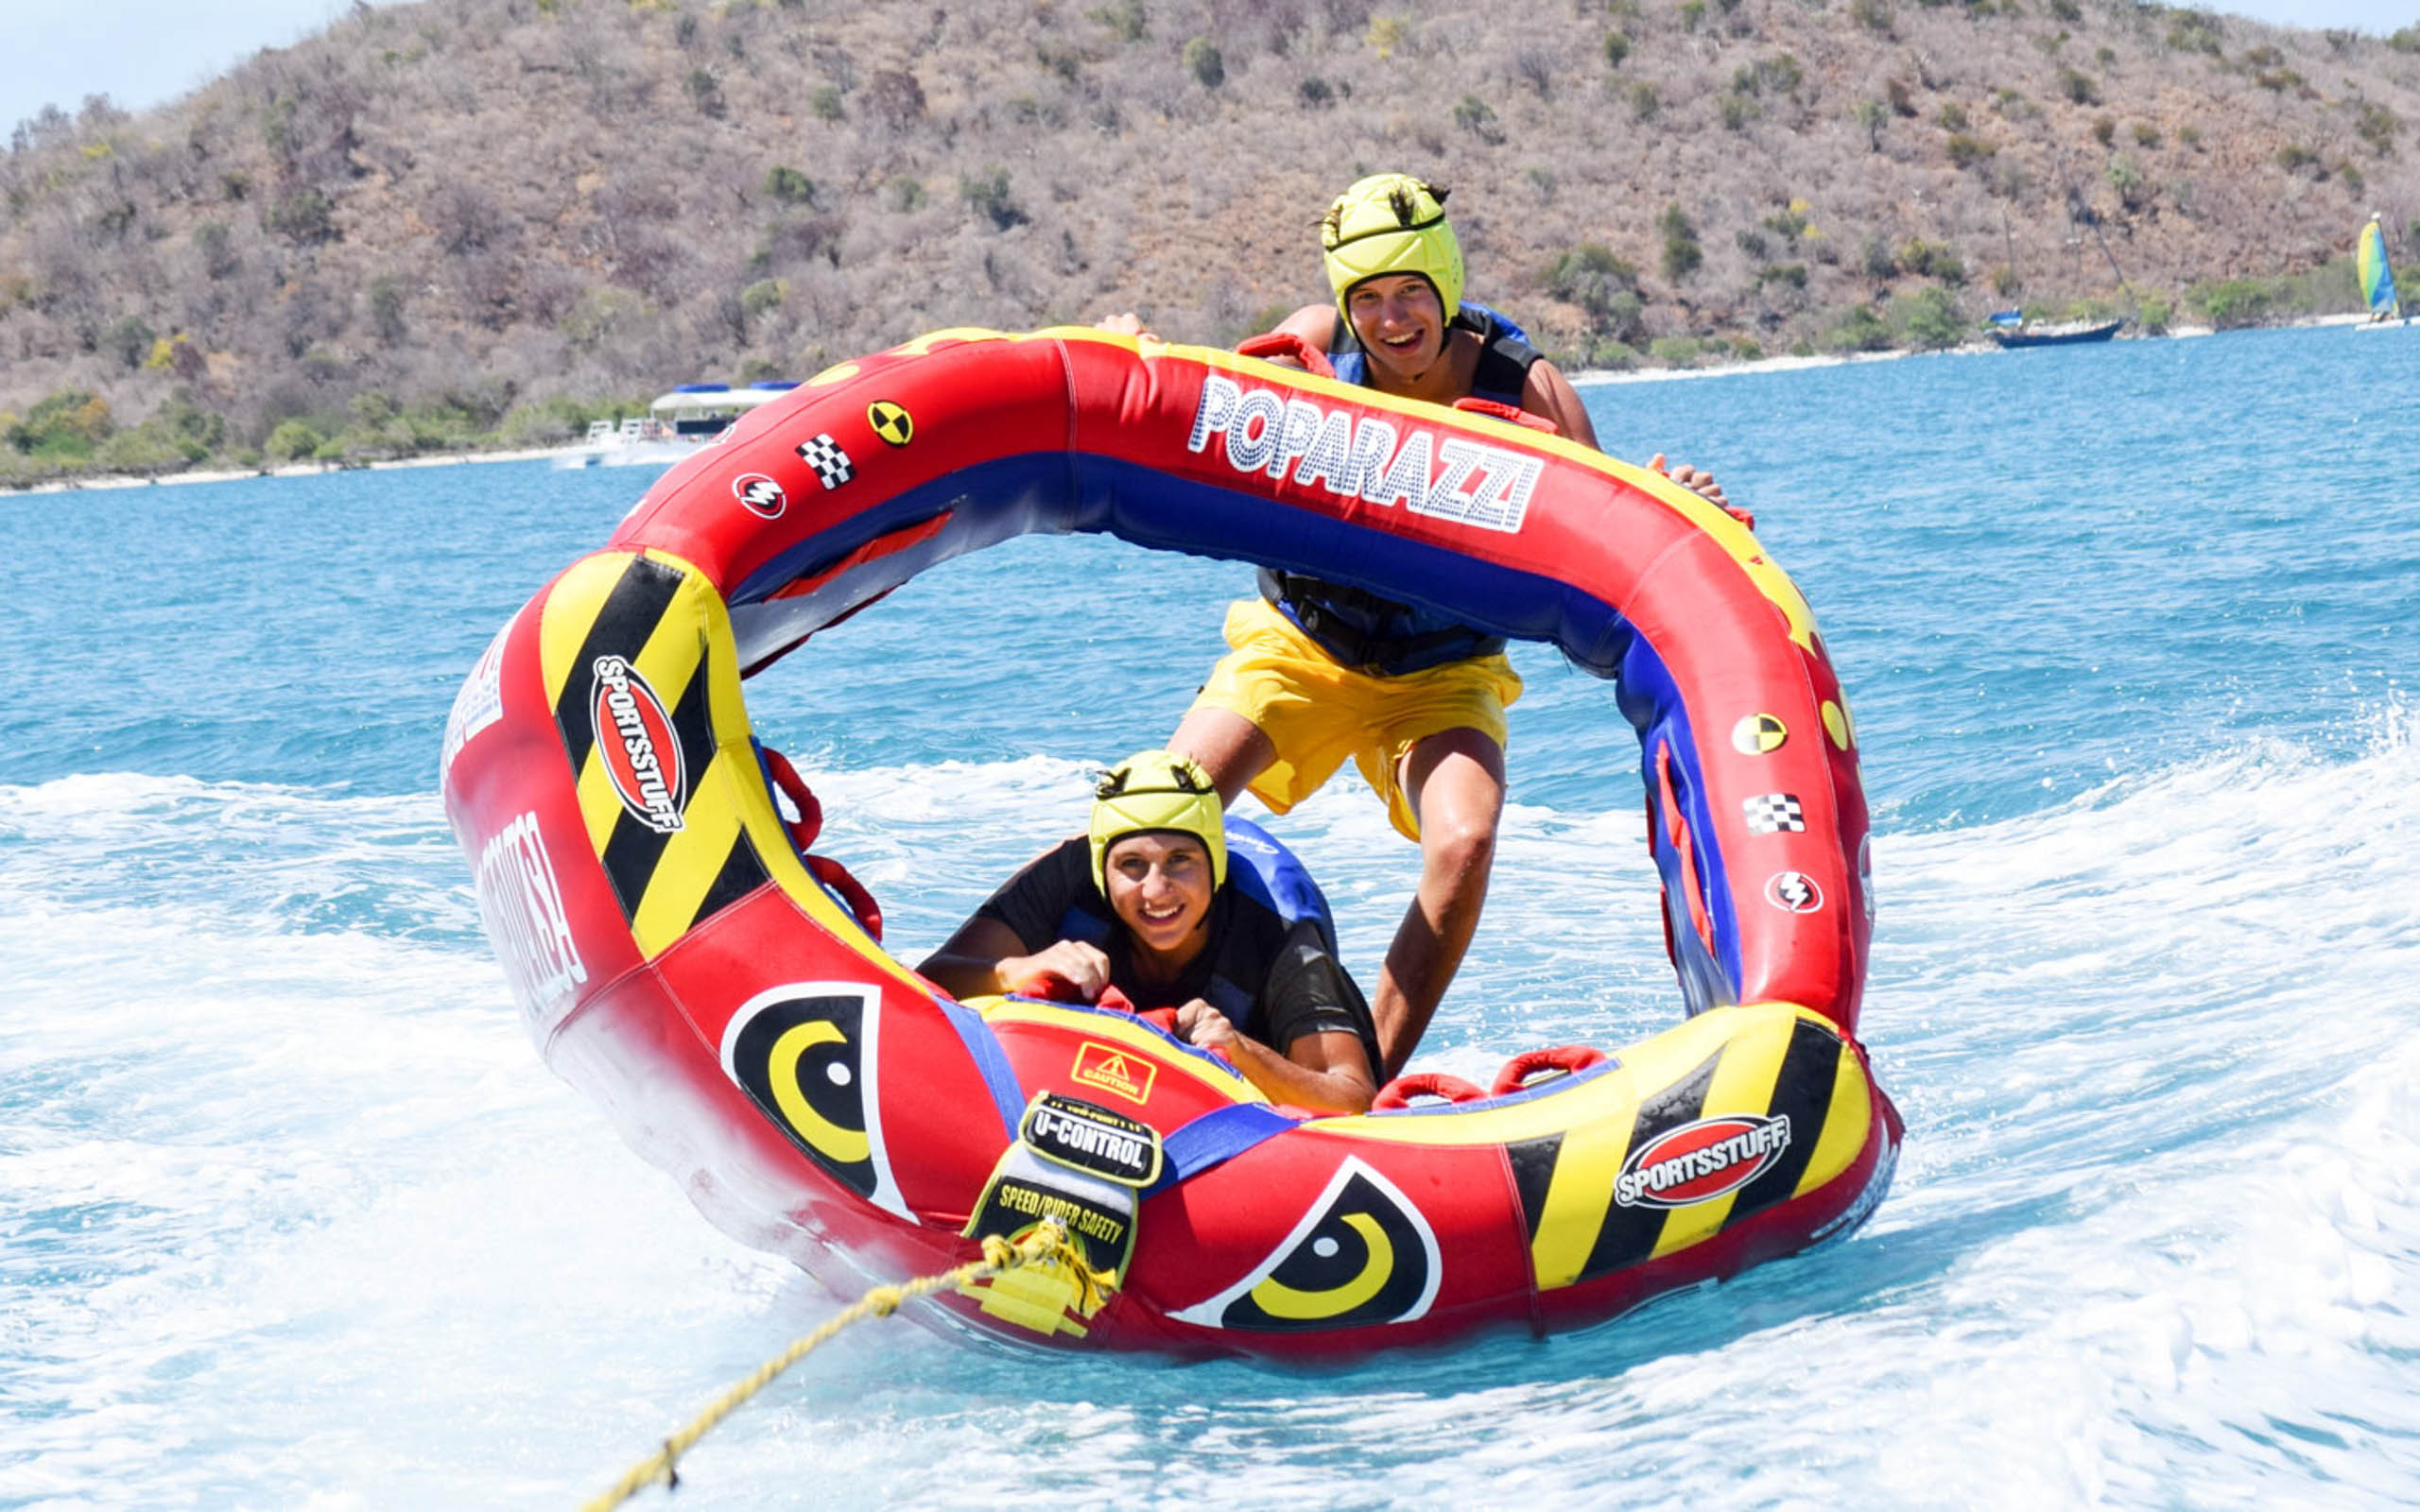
[2358,217,2400,318]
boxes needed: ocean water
[6,325,2417,1508]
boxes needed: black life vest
[1261,305,1542,676]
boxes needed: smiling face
[1101,831,1216,970]
[1344,272,1448,388]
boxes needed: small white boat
[561,382,799,468]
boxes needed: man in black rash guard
[919,750,1379,1114]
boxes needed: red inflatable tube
[440,326,1899,1360]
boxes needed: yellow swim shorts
[1189,597,1523,842]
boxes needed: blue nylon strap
[933,996,1026,1140]
[1142,1103,1301,1199]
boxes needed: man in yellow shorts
[1150,174,1729,1079]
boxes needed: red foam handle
[1371,1072,1490,1110]
[1236,329,1338,380]
[1489,1045,1610,1096]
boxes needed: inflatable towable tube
[441,327,1901,1360]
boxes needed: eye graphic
[1172,1160,1441,1332]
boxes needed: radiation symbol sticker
[1170,1159,1441,1332]
[719,983,908,1217]
[1733,713,1788,754]
[867,400,914,447]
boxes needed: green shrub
[2058,68,2099,105]
[194,220,237,280]
[1630,82,1659,120]
[264,188,334,244]
[809,84,844,120]
[1896,237,1964,284]
[1184,37,1225,88]
[103,314,156,369]
[1086,0,1146,41]
[265,418,325,461]
[1540,243,1647,341]
[882,175,927,212]
[1890,285,1963,349]
[2191,278,2273,329]
[1825,303,1893,352]
[1603,31,1630,68]
[1937,101,1969,131]
[8,389,114,455]
[2092,115,2116,146]
[2394,25,2420,53]
[2167,12,2221,52]
[1453,94,1502,143]
[2106,155,2151,211]
[740,278,786,318]
[1720,94,1755,131]
[1658,203,1703,281]
[1649,335,1703,366]
[1945,132,1995,168]
[1854,98,1888,150]
[368,277,406,345]
[959,169,1027,230]
[2356,102,2398,154]
[2136,296,2172,335]
[763,165,816,205]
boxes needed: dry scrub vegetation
[6,0,2420,478]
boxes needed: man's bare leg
[1168,706,1278,804]
[1372,728,1506,1079]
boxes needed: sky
[3,0,2419,137]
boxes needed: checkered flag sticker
[1743,793,1806,833]
[796,433,855,490]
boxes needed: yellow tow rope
[582,1218,1080,1511]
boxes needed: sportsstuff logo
[1187,374,1541,534]
[1615,1113,1793,1209]
[589,656,684,833]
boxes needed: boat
[2356,215,2409,329]
[441,327,1900,1359]
[1985,310,2125,348]
[560,381,800,467]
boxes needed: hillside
[7,0,2420,480]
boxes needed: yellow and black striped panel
[1294,1004,1874,1292]
[1507,1005,1874,1290]
[536,549,901,966]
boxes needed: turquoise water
[6,326,2417,1506]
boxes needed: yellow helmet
[1321,173,1463,319]
[1089,749,1226,893]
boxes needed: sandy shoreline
[7,314,2382,496]
[0,442,581,497]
